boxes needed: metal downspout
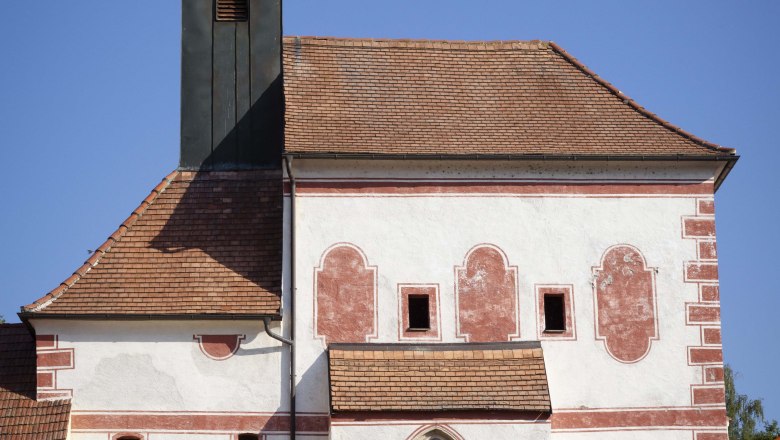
[284,156,297,440]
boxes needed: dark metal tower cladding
[180,0,283,170]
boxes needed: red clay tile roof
[283,37,734,158]
[328,342,551,413]
[0,324,71,439]
[22,170,282,317]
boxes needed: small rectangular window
[216,0,249,22]
[408,295,430,330]
[544,294,566,332]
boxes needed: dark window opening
[408,295,430,330]
[238,434,259,440]
[544,294,566,332]
[116,437,141,440]
[216,0,249,22]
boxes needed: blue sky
[1,0,777,419]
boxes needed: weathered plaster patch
[80,354,184,408]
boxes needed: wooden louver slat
[216,0,248,22]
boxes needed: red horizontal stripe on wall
[71,413,329,433]
[551,408,727,430]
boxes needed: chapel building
[0,1,738,439]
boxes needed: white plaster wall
[290,160,718,415]
[30,320,289,413]
[331,422,551,440]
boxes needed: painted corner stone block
[456,244,519,342]
[593,245,659,363]
[315,244,377,344]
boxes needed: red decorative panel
[37,371,54,388]
[37,350,74,369]
[593,245,658,363]
[704,366,725,383]
[702,328,722,345]
[700,285,720,302]
[689,347,723,365]
[692,385,726,405]
[455,245,519,342]
[687,304,721,324]
[194,334,246,360]
[315,244,377,344]
[698,199,716,215]
[398,284,441,341]
[36,334,56,349]
[698,241,718,260]
[535,284,576,340]
[686,262,719,282]
[683,217,716,238]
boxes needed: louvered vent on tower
[216,0,248,22]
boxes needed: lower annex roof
[22,170,283,318]
[329,342,551,413]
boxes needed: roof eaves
[21,171,179,314]
[328,341,542,351]
[18,312,281,321]
[548,41,736,157]
[283,151,736,161]
[285,152,739,193]
[284,35,549,52]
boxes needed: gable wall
[291,159,727,440]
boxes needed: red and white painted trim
[683,198,726,410]
[36,334,74,400]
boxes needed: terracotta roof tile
[0,324,71,439]
[328,342,551,413]
[283,36,734,157]
[22,170,282,316]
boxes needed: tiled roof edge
[283,35,549,51]
[548,41,736,156]
[329,341,542,351]
[21,171,180,314]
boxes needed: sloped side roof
[283,37,734,157]
[0,324,71,439]
[329,342,551,413]
[23,170,283,317]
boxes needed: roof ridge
[548,42,736,156]
[284,35,549,51]
[21,171,179,314]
